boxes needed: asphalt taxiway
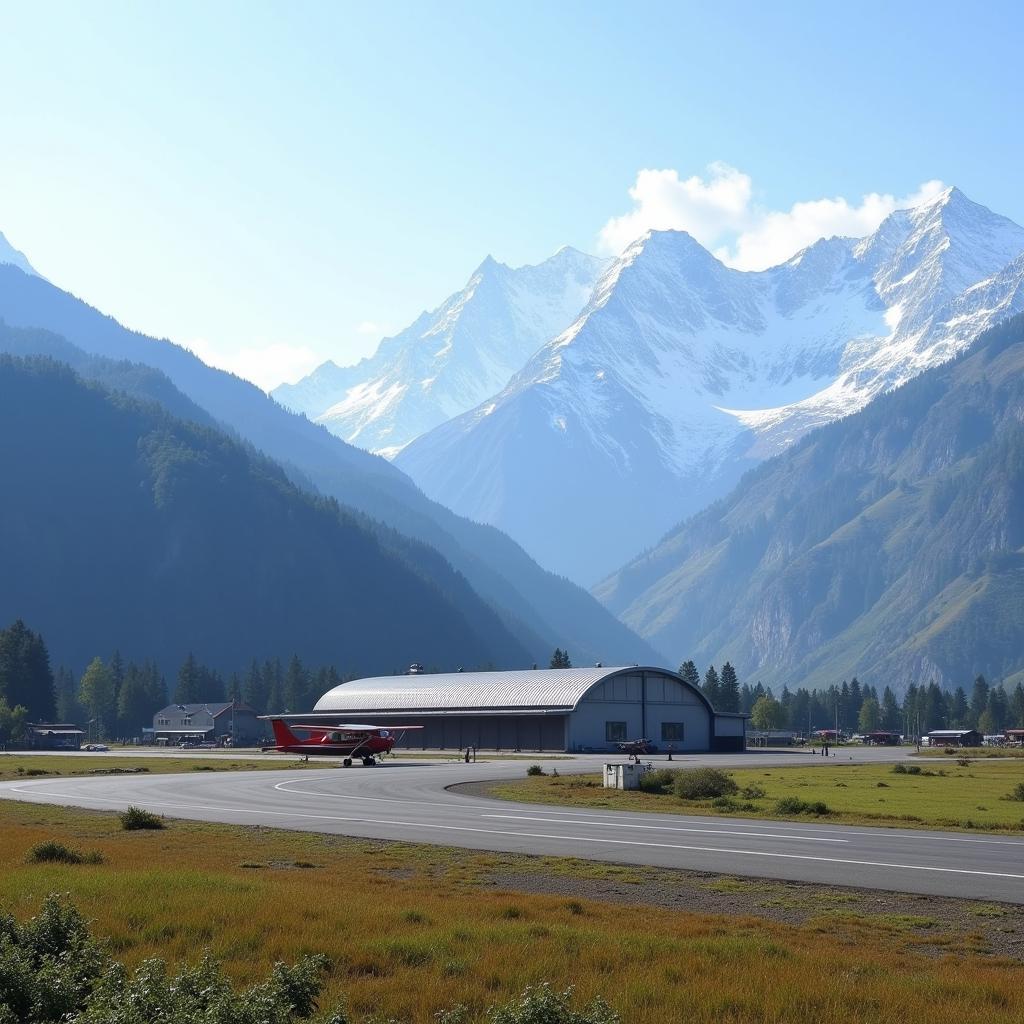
[1,750,1021,902]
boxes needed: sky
[1,0,1022,390]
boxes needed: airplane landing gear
[343,758,352,767]
[362,756,376,766]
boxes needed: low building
[151,702,262,746]
[925,729,983,747]
[24,723,84,750]
[748,729,800,746]
[1004,729,1024,745]
[862,731,901,745]
[307,665,748,753]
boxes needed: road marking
[481,814,848,842]
[8,785,1024,884]
[269,779,1024,848]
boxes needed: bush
[892,763,922,775]
[1008,782,1024,802]
[672,767,738,800]
[957,758,971,767]
[488,982,619,1024]
[526,765,546,777]
[638,768,679,794]
[118,806,165,831]
[775,797,830,816]
[26,841,103,865]
[740,784,766,799]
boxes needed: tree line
[0,619,356,741]
[679,658,1024,736]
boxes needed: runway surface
[2,751,1022,903]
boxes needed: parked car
[82,743,109,752]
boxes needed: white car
[82,743,109,752]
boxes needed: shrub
[488,982,620,1024]
[672,767,738,800]
[740,784,766,799]
[638,768,679,794]
[957,758,971,767]
[1008,782,1024,802]
[26,841,104,865]
[892,763,922,775]
[526,765,546,777]
[118,806,165,831]
[775,797,830,815]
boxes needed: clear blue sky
[1,0,1021,388]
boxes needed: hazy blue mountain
[0,353,536,677]
[0,231,37,277]
[0,264,660,667]
[596,312,1024,692]
[397,188,1024,584]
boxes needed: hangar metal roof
[313,666,636,713]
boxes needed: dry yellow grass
[0,801,1022,1022]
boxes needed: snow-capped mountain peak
[395,188,1024,584]
[273,245,610,452]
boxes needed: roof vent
[407,663,424,675]
[595,662,603,668]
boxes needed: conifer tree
[969,675,990,728]
[549,648,572,669]
[283,655,308,712]
[702,665,721,707]
[243,658,267,714]
[117,665,155,736]
[0,620,56,721]
[677,661,700,690]
[880,686,900,731]
[173,653,203,704]
[718,662,740,713]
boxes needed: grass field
[0,753,334,782]
[918,746,1024,758]
[1,800,1023,1022]
[488,759,1024,832]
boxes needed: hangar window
[661,722,685,741]
[605,721,627,742]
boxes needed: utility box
[603,763,650,790]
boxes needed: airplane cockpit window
[379,730,390,738]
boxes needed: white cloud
[184,337,322,392]
[599,163,753,256]
[598,165,947,271]
[355,320,385,336]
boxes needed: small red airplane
[265,719,422,765]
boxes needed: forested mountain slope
[597,312,1024,691]
[0,265,660,666]
[0,355,534,676]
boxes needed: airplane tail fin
[271,719,299,747]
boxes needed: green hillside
[0,353,533,677]
[597,313,1024,690]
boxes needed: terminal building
[310,666,747,753]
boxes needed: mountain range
[0,260,660,671]
[394,188,1024,583]
[595,310,1024,691]
[273,247,607,456]
[0,342,531,674]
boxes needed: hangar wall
[567,670,712,752]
